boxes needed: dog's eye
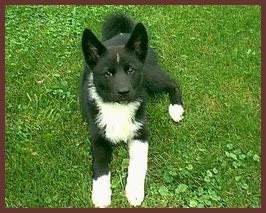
[127,67,135,74]
[104,71,113,77]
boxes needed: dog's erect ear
[82,28,107,68]
[125,23,148,62]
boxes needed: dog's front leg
[91,138,113,208]
[126,139,148,206]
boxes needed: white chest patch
[87,74,143,144]
[96,102,142,144]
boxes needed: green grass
[5,5,261,208]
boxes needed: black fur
[80,13,183,206]
[102,13,135,41]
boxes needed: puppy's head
[82,23,148,103]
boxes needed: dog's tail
[102,13,135,41]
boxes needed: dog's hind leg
[144,65,184,122]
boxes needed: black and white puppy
[80,14,184,207]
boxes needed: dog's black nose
[117,88,129,96]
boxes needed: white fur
[88,74,143,144]
[92,173,111,208]
[168,104,184,122]
[116,52,120,63]
[95,102,142,144]
[126,140,148,206]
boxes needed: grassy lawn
[5,5,261,208]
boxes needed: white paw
[92,174,111,208]
[126,183,145,207]
[168,104,184,122]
